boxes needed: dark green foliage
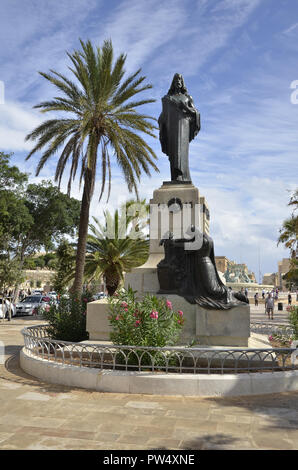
[85,200,149,295]
[288,306,298,340]
[22,180,81,254]
[42,290,93,342]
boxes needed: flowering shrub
[288,305,298,340]
[108,288,185,348]
[267,306,298,347]
[268,332,292,347]
[42,291,93,342]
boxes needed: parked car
[32,289,44,295]
[47,291,58,300]
[15,295,50,316]
[92,292,107,301]
[0,299,16,319]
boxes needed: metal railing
[21,324,298,375]
[250,322,294,336]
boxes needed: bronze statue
[157,227,249,310]
[158,73,200,183]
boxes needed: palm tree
[25,39,158,295]
[84,200,149,295]
[278,189,298,258]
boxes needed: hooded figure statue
[158,73,200,182]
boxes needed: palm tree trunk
[71,167,95,295]
[105,271,120,296]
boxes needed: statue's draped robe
[158,94,200,182]
[158,233,248,310]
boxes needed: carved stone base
[154,294,250,346]
[86,294,250,346]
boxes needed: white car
[47,291,58,300]
[0,299,16,319]
[92,292,107,300]
[32,290,44,295]
[15,295,51,316]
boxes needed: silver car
[15,295,50,316]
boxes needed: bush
[42,291,92,342]
[108,288,185,348]
[288,305,298,340]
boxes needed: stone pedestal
[155,294,250,346]
[86,295,250,346]
[86,299,111,341]
[125,181,206,297]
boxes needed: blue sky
[0,0,297,281]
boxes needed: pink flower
[178,310,183,317]
[268,335,273,341]
[135,320,141,327]
[121,301,128,308]
[177,319,181,324]
[124,308,128,312]
[83,298,88,303]
[150,310,159,319]
[115,315,120,321]
[166,300,173,310]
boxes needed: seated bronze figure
[157,227,249,310]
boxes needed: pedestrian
[262,289,265,299]
[254,292,259,306]
[245,287,248,297]
[288,293,292,306]
[274,291,278,300]
[265,293,275,320]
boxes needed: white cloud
[0,101,42,151]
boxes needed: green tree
[84,201,149,295]
[17,180,80,259]
[25,39,158,296]
[0,152,28,189]
[0,257,24,298]
[0,155,81,301]
[0,153,32,253]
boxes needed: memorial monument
[87,74,250,346]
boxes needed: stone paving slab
[0,317,298,450]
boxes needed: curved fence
[21,324,298,375]
[250,322,294,336]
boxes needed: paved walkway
[0,317,298,450]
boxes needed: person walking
[254,292,259,306]
[265,293,275,320]
[288,293,292,306]
[262,289,265,299]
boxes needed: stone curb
[20,348,298,398]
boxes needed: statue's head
[168,73,188,95]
